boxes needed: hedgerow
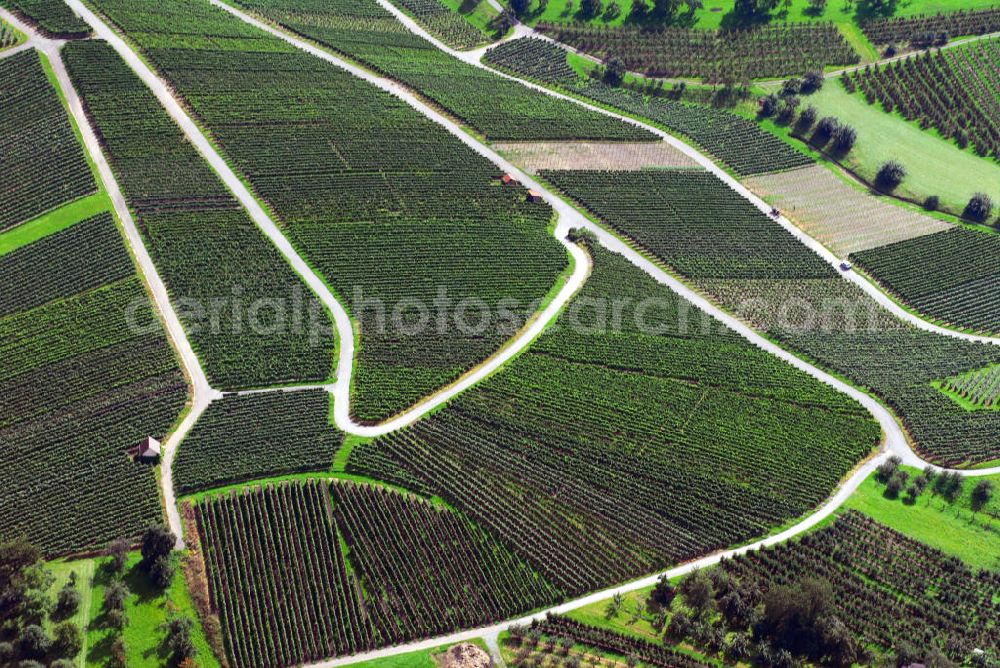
[350,245,879,595]
[536,22,858,81]
[482,38,814,176]
[0,0,91,38]
[173,389,342,495]
[719,511,1000,660]
[87,0,569,422]
[860,8,1000,47]
[850,228,1000,335]
[0,50,95,230]
[196,480,558,666]
[229,0,652,141]
[0,213,186,556]
[850,39,1000,162]
[63,39,336,390]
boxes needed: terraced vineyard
[851,228,1000,335]
[63,39,337,390]
[536,22,858,81]
[720,511,1000,660]
[860,7,1000,48]
[174,390,342,495]
[88,0,570,422]
[0,18,19,47]
[483,38,814,176]
[544,170,1000,466]
[850,38,1000,161]
[231,0,651,142]
[196,480,559,667]
[0,214,186,555]
[0,0,91,38]
[350,244,879,595]
[0,49,95,230]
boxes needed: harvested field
[494,141,699,173]
[744,165,950,256]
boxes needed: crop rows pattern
[938,364,1000,409]
[482,38,813,176]
[860,8,1000,46]
[174,390,342,495]
[541,170,1000,465]
[88,0,570,422]
[0,214,186,555]
[0,0,90,38]
[530,616,709,668]
[720,511,1000,659]
[393,0,486,49]
[0,50,95,230]
[536,22,858,81]
[350,245,879,595]
[544,170,834,279]
[849,39,1000,161]
[63,39,336,390]
[231,0,650,141]
[196,480,559,667]
[851,228,1000,335]
[1,19,18,47]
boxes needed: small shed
[526,189,543,203]
[501,173,519,186]
[135,436,161,463]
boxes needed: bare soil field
[494,140,699,173]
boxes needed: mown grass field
[763,81,1000,218]
[0,193,110,256]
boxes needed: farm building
[526,189,543,202]
[500,172,519,186]
[134,436,161,462]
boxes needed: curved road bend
[0,6,219,549]
[376,0,1000,348]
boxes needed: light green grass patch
[45,558,97,665]
[766,80,1000,217]
[0,193,111,256]
[439,0,502,36]
[350,638,491,668]
[841,466,1000,571]
[84,554,220,668]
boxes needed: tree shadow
[853,0,902,22]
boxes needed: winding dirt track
[12,0,1000,662]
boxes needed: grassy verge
[0,193,110,255]
[439,0,501,37]
[350,638,491,667]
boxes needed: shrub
[56,582,81,617]
[801,70,824,93]
[923,195,940,211]
[52,622,82,659]
[875,160,906,192]
[18,625,49,660]
[832,124,857,154]
[963,193,993,223]
[811,116,839,147]
[760,93,780,118]
[794,105,817,134]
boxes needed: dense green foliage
[394,0,488,48]
[0,50,95,231]
[87,0,568,422]
[482,38,814,176]
[0,214,186,555]
[851,228,1000,335]
[351,245,878,595]
[850,39,1000,162]
[0,19,19,47]
[544,169,1000,466]
[174,390,342,495]
[545,170,834,278]
[231,0,652,141]
[536,22,858,80]
[0,212,132,318]
[196,480,556,667]
[0,0,90,38]
[860,7,1000,46]
[720,511,1000,662]
[63,39,336,390]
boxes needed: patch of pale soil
[436,643,493,668]
[494,140,699,173]
[744,165,952,256]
